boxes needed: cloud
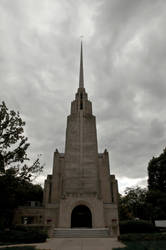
[0,0,166,193]
[89,0,166,183]
[118,176,148,194]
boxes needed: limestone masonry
[14,43,119,237]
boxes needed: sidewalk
[0,237,125,250]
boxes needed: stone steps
[53,228,110,238]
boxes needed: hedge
[120,220,157,234]
[0,228,47,245]
[119,232,166,241]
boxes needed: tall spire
[79,41,84,88]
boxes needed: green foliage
[148,148,166,192]
[119,148,166,223]
[114,240,166,250]
[119,197,132,220]
[119,187,149,221]
[0,101,44,229]
[0,228,47,244]
[119,233,166,241]
[120,220,156,234]
[13,225,49,233]
[0,175,43,229]
[147,148,166,220]
[146,190,166,220]
[0,247,36,250]
[116,233,166,250]
[0,172,43,209]
[0,101,43,180]
[0,101,29,173]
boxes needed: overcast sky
[0,0,166,193]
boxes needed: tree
[146,189,166,221]
[119,194,133,221]
[147,148,166,220]
[0,172,43,229]
[148,148,166,192]
[119,187,149,220]
[0,101,43,180]
[0,101,44,228]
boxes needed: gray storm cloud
[0,0,166,192]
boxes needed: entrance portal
[71,205,92,228]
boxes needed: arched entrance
[71,205,92,228]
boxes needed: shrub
[0,228,47,245]
[114,240,166,250]
[119,232,166,241]
[120,220,156,234]
[0,247,36,250]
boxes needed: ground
[0,238,125,250]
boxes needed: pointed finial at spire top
[79,40,84,88]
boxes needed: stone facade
[14,44,119,237]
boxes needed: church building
[14,43,119,237]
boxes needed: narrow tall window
[48,182,52,203]
[111,182,114,203]
[80,93,83,109]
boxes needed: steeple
[64,42,99,196]
[79,41,84,88]
[70,42,92,114]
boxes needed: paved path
[0,238,125,250]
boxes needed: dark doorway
[71,205,92,228]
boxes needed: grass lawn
[114,240,166,250]
[0,247,36,250]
